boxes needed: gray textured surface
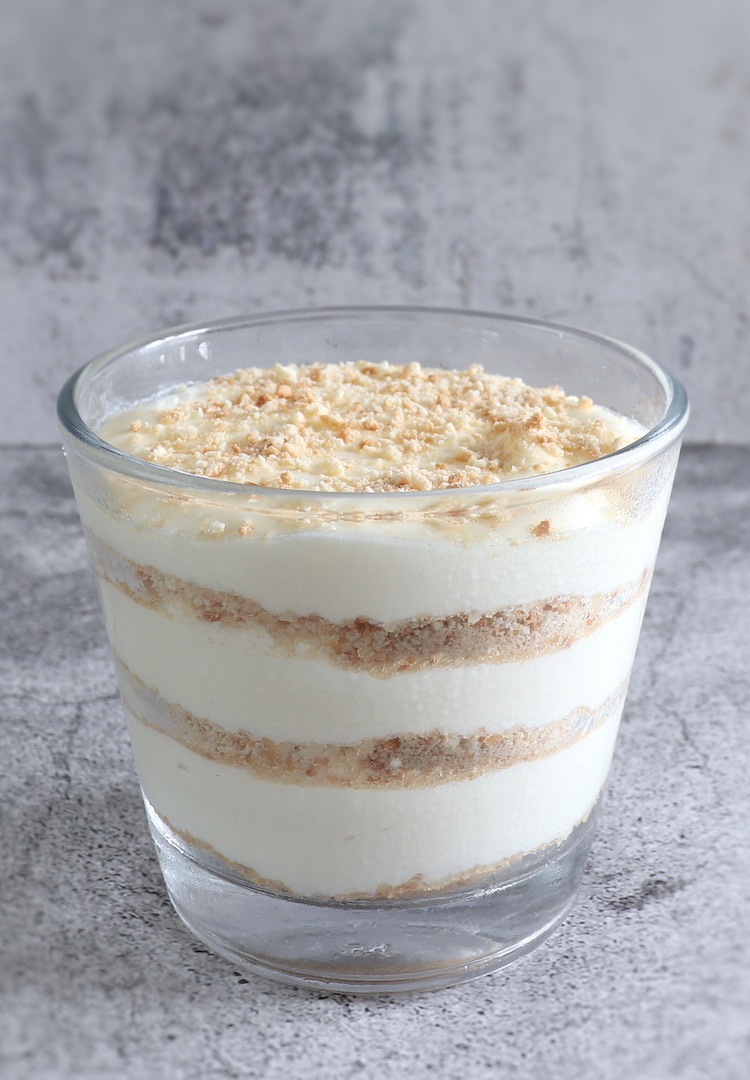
[1,446,749,1080]
[2,1,749,1076]
[2,0,750,444]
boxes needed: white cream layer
[128,714,620,897]
[103,580,645,742]
[77,486,668,623]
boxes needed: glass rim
[57,305,689,502]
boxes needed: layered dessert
[79,360,670,900]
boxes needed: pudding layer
[89,534,650,676]
[117,658,626,787]
[128,712,621,899]
[77,484,667,623]
[100,582,645,742]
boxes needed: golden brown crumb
[90,533,651,676]
[121,654,623,788]
[102,361,641,493]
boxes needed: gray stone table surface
[1,445,748,1080]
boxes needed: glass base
[146,798,598,994]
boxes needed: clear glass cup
[58,308,688,993]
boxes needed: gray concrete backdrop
[1,0,749,443]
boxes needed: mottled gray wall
[2,0,748,444]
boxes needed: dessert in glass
[58,308,688,992]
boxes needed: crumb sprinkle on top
[100,361,642,492]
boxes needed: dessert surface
[100,361,643,491]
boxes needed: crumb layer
[154,800,600,901]
[118,658,625,787]
[91,535,650,675]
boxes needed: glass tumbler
[58,308,688,992]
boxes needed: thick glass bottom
[146,796,599,994]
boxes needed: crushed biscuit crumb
[101,361,641,493]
